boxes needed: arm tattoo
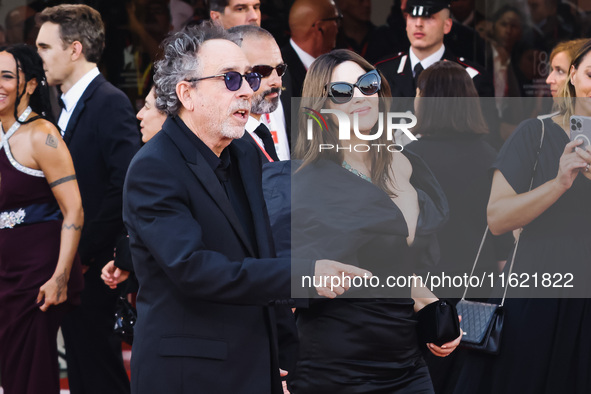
[62,223,82,231]
[45,134,58,149]
[49,175,76,188]
[55,270,67,300]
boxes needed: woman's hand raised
[555,139,589,190]
[574,143,591,181]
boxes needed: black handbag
[456,298,504,354]
[416,299,460,346]
[456,224,511,355]
[457,117,545,355]
[113,295,137,345]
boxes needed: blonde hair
[549,38,587,64]
[557,39,591,124]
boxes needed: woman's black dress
[406,134,513,282]
[452,117,591,394]
[406,134,513,393]
[289,150,449,393]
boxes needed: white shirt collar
[245,115,261,134]
[409,44,446,74]
[61,67,100,112]
[491,46,510,67]
[290,39,315,70]
[244,104,290,161]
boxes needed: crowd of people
[0,0,590,394]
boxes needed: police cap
[406,0,451,17]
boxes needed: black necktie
[57,98,66,138]
[414,63,424,87]
[253,123,280,162]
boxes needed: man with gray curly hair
[122,22,369,394]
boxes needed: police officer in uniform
[375,0,493,98]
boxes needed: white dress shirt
[409,44,446,77]
[245,102,290,161]
[58,67,100,134]
[290,39,315,71]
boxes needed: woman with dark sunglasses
[289,49,461,393]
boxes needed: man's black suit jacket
[375,48,494,98]
[280,67,294,149]
[123,116,311,394]
[280,44,306,149]
[280,43,307,98]
[63,73,140,266]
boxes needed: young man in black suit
[36,5,140,394]
[123,23,369,394]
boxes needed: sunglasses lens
[276,63,287,77]
[245,72,261,91]
[252,65,274,78]
[224,72,242,91]
[330,83,353,104]
[358,71,380,95]
[253,64,287,78]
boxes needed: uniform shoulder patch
[454,57,480,78]
[374,52,406,67]
[465,66,479,78]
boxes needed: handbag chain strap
[461,118,546,306]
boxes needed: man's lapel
[231,141,274,258]
[165,119,256,256]
[62,74,105,145]
[400,57,416,96]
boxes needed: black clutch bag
[416,299,460,346]
[113,296,137,345]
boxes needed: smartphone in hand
[570,116,591,150]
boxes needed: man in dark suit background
[281,0,340,96]
[230,26,300,381]
[36,5,140,394]
[123,23,369,394]
[230,25,291,161]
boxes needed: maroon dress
[0,116,83,394]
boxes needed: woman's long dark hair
[0,44,54,125]
[414,60,488,136]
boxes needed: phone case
[570,116,591,150]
